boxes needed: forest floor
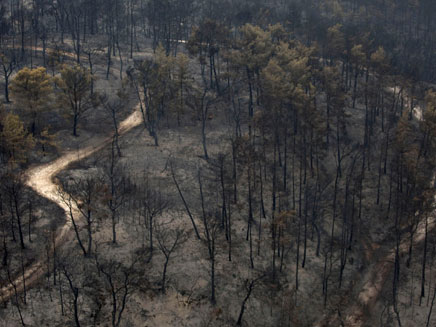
[1,40,436,327]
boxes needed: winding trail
[344,215,435,326]
[316,90,433,326]
[315,214,436,326]
[0,106,142,301]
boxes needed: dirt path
[316,92,431,327]
[345,216,435,326]
[0,106,142,302]
[341,95,432,326]
[316,214,435,327]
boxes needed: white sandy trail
[0,107,142,301]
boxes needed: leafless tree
[1,172,27,250]
[155,218,186,293]
[95,256,138,327]
[169,159,201,240]
[0,49,18,103]
[198,167,221,304]
[236,274,265,326]
[59,174,104,257]
[102,142,131,244]
[138,175,169,261]
[58,184,88,257]
[99,87,129,157]
[58,253,82,327]
[186,87,215,160]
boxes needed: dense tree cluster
[0,0,433,82]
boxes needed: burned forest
[1,0,436,326]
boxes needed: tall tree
[55,63,97,136]
[0,49,18,103]
[9,66,53,136]
[0,112,34,165]
[187,19,229,92]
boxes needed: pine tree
[9,67,53,136]
[55,63,97,136]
